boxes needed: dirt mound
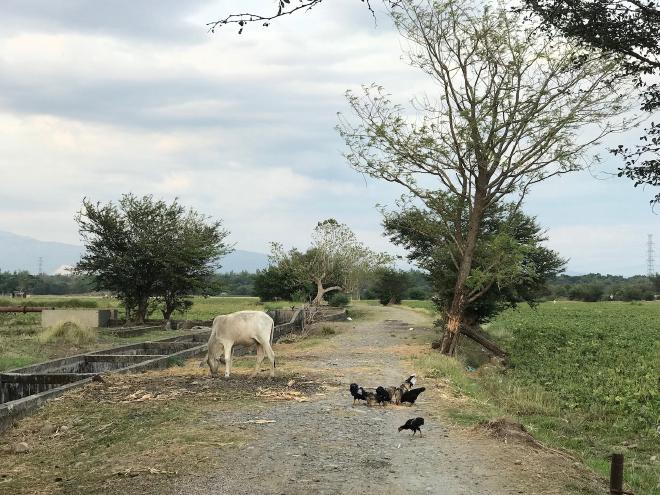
[479,418,541,447]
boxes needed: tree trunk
[460,324,507,358]
[311,278,342,305]
[135,298,148,325]
[438,188,487,356]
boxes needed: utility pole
[38,257,43,276]
[648,234,655,277]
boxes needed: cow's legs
[252,344,265,377]
[261,342,276,378]
[223,343,233,378]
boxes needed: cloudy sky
[0,0,657,276]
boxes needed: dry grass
[38,321,97,346]
[0,360,325,495]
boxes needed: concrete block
[41,309,117,328]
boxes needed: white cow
[204,310,276,378]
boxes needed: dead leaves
[255,387,310,402]
[119,389,189,403]
[112,466,177,477]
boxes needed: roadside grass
[410,301,659,495]
[400,299,437,315]
[180,296,293,320]
[346,301,382,321]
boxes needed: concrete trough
[0,308,347,432]
[90,341,200,356]
[1,373,98,404]
[0,331,211,433]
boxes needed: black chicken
[376,386,392,405]
[350,383,367,404]
[398,417,424,436]
[400,387,426,405]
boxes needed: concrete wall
[41,309,118,328]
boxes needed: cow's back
[211,310,273,346]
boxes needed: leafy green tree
[568,284,605,302]
[270,219,391,305]
[384,198,565,352]
[373,268,410,305]
[339,0,631,355]
[253,265,310,302]
[650,273,660,293]
[75,194,230,324]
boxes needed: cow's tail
[270,318,276,368]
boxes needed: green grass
[401,299,437,314]
[418,301,659,495]
[176,296,293,320]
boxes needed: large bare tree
[338,0,634,355]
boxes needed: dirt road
[169,305,598,495]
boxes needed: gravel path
[170,306,521,495]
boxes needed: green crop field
[461,301,659,494]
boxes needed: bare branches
[208,0,403,34]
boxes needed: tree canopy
[75,194,231,323]
[524,0,660,204]
[384,198,566,325]
[269,219,391,304]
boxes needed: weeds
[38,321,97,345]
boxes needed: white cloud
[0,0,657,276]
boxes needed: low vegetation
[413,301,659,495]
[0,347,324,495]
[38,322,97,346]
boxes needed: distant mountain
[0,230,269,274]
[0,231,83,274]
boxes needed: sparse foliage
[270,219,391,305]
[209,0,403,34]
[339,0,632,355]
[524,0,660,204]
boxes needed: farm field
[0,296,293,372]
[417,301,659,495]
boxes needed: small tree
[270,219,391,305]
[75,194,230,324]
[383,198,565,353]
[253,265,311,302]
[339,0,632,355]
[373,268,410,305]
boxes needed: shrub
[38,321,97,345]
[291,289,310,303]
[406,288,427,300]
[328,292,350,307]
[320,326,336,335]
